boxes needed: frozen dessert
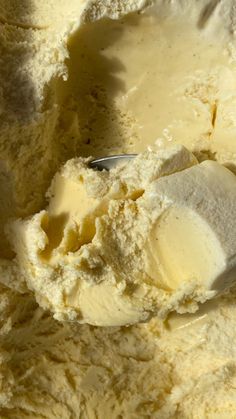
[2,0,236,417]
[10,146,236,326]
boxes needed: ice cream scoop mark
[130,189,144,201]
[0,15,47,30]
[198,1,221,29]
[211,102,218,129]
[40,213,68,260]
[65,369,77,391]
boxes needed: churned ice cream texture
[11,145,236,326]
[2,0,236,417]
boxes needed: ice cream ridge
[10,145,236,326]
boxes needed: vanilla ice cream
[9,147,236,326]
[2,0,236,417]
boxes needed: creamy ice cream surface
[2,0,236,417]
[10,146,236,326]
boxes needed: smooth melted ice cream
[2,0,236,417]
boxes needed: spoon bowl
[89,154,137,171]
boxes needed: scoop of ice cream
[9,145,236,326]
[144,160,236,293]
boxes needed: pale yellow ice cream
[9,146,236,326]
[2,0,236,417]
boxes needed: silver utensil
[89,154,137,171]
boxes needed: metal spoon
[89,154,137,171]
